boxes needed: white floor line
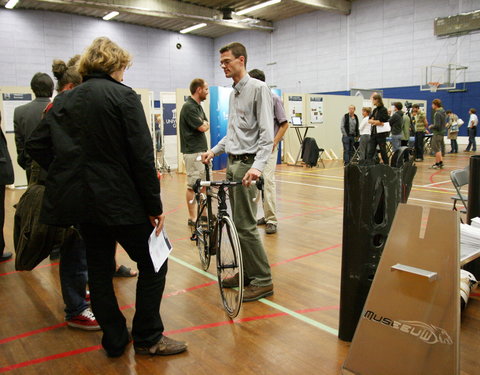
[276,179,452,206]
[420,180,452,187]
[169,254,339,336]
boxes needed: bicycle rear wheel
[216,216,243,318]
[195,196,211,271]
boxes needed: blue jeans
[60,229,89,319]
[391,134,402,153]
[466,127,477,151]
[342,135,355,163]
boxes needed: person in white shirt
[465,108,478,152]
[358,107,372,160]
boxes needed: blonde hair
[78,37,132,76]
[362,107,372,115]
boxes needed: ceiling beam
[291,0,351,15]
[29,0,274,31]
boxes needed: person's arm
[340,116,347,136]
[429,111,439,130]
[120,90,162,218]
[402,116,410,139]
[244,85,274,184]
[273,97,288,150]
[25,116,54,171]
[197,120,210,133]
[13,109,27,170]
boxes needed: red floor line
[471,292,480,297]
[0,258,13,265]
[0,306,339,373]
[270,244,341,267]
[164,203,183,216]
[0,262,59,277]
[0,323,68,345]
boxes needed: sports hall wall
[0,8,214,92]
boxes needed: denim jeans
[391,134,402,153]
[60,230,89,319]
[466,127,477,151]
[342,135,355,163]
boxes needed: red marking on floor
[0,322,68,345]
[0,258,14,265]
[471,292,480,297]
[164,203,183,216]
[0,306,339,373]
[0,262,59,277]
[270,244,341,267]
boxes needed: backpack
[14,183,68,271]
[301,137,320,167]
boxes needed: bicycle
[190,162,263,318]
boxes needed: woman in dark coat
[0,111,14,261]
[26,37,186,358]
[367,94,391,164]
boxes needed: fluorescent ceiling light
[236,0,281,16]
[5,0,20,9]
[180,23,207,34]
[103,11,119,21]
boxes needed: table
[460,245,480,266]
[288,125,317,167]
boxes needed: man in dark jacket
[341,105,359,164]
[13,73,53,183]
[0,111,14,261]
[429,99,447,169]
[389,102,404,153]
[26,37,186,358]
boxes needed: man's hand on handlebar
[201,150,215,164]
[242,168,261,187]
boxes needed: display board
[283,93,305,122]
[307,95,324,124]
[385,98,427,118]
[0,86,34,187]
[159,92,178,170]
[282,94,363,164]
[175,88,210,174]
[209,86,231,171]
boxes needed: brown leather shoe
[243,284,273,302]
[221,273,250,288]
[134,336,187,356]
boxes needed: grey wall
[214,0,480,92]
[0,9,214,95]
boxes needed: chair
[450,167,469,216]
[317,148,325,168]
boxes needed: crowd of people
[341,95,477,169]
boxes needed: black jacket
[389,110,404,135]
[26,73,162,227]
[0,130,14,185]
[370,105,390,135]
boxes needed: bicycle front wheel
[195,197,211,271]
[216,216,243,318]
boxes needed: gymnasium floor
[0,152,479,375]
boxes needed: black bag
[14,183,67,271]
[301,137,320,167]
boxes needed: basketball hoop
[428,81,441,92]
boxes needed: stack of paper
[460,222,480,262]
[471,217,480,229]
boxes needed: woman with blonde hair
[27,37,186,358]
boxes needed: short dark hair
[219,42,248,67]
[249,69,265,82]
[189,78,206,95]
[394,102,403,110]
[432,98,442,108]
[470,108,476,114]
[30,73,54,98]
[412,104,420,109]
[446,110,452,114]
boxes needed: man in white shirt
[465,108,478,152]
[358,107,372,160]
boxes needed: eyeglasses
[220,57,238,67]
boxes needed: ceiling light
[5,0,20,9]
[103,11,119,21]
[180,23,207,34]
[236,0,281,16]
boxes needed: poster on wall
[287,95,304,120]
[159,92,177,170]
[2,93,32,133]
[162,103,177,136]
[309,97,323,124]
